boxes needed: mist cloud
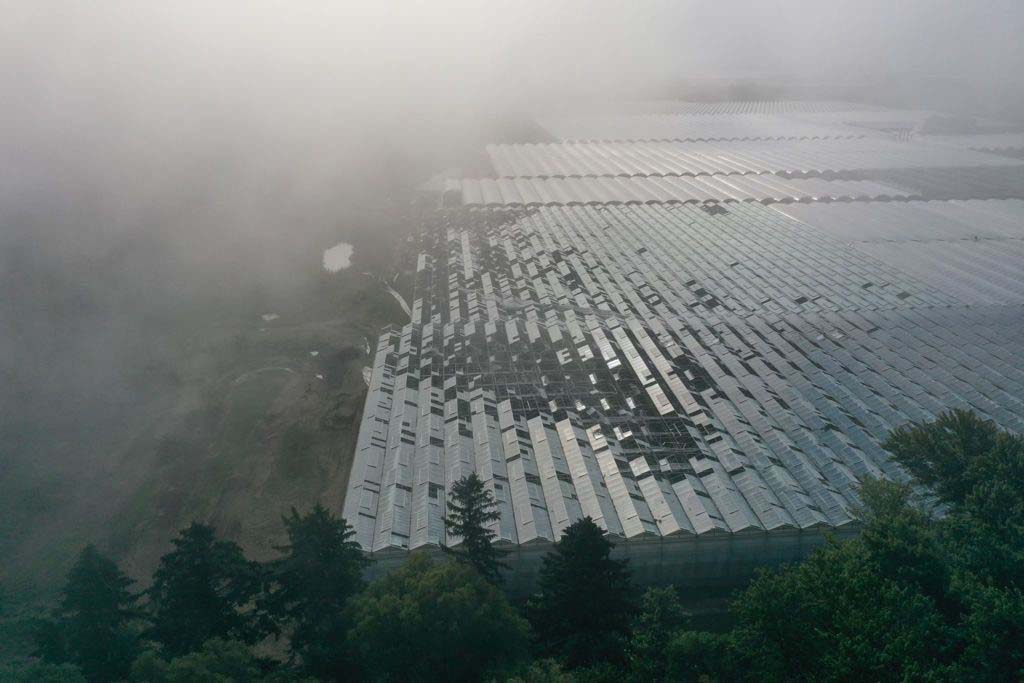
[2,0,1023,482]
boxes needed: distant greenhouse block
[485,139,1024,178]
[344,102,1024,588]
[344,202,1024,585]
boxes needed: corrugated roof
[349,98,1024,558]
[457,176,912,206]
[345,202,1024,552]
[920,133,1024,153]
[536,113,866,143]
[486,139,1024,178]
[778,200,1024,305]
[863,166,1024,200]
[577,100,887,116]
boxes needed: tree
[502,659,577,683]
[625,586,689,681]
[660,411,1024,681]
[528,517,633,668]
[146,523,265,656]
[944,476,1024,589]
[129,639,314,682]
[856,479,955,613]
[0,662,87,683]
[443,472,508,584]
[34,545,140,682]
[886,410,1024,589]
[659,479,960,681]
[665,631,740,683]
[730,535,953,681]
[956,583,1024,681]
[884,409,1002,506]
[263,504,368,680]
[347,554,530,681]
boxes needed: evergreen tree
[263,504,368,680]
[443,472,508,584]
[146,522,264,656]
[347,555,530,681]
[34,545,140,682]
[528,517,634,668]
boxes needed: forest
[4,409,1023,682]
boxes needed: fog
[2,1,1023,584]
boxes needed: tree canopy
[129,638,314,682]
[626,586,689,681]
[262,504,368,681]
[346,555,529,682]
[34,545,140,682]
[11,409,1024,682]
[665,411,1024,681]
[528,516,634,668]
[146,522,265,656]
[443,472,508,585]
[884,409,1017,507]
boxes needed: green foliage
[730,532,953,680]
[0,661,87,683]
[23,411,1024,682]
[0,581,43,665]
[665,412,1024,681]
[856,479,955,612]
[884,409,1006,507]
[956,582,1024,681]
[563,662,623,683]
[33,545,140,682]
[500,658,577,683]
[528,517,634,669]
[262,504,368,680]
[625,587,688,681]
[129,638,314,682]
[146,523,265,656]
[443,473,508,585]
[886,410,1024,591]
[665,631,739,683]
[347,555,530,682]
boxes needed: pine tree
[263,504,368,680]
[528,517,633,668]
[146,523,264,656]
[443,472,508,584]
[34,545,140,682]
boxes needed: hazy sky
[2,1,1023,432]
[3,2,1023,130]
[3,2,1022,189]
[2,1,1021,216]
